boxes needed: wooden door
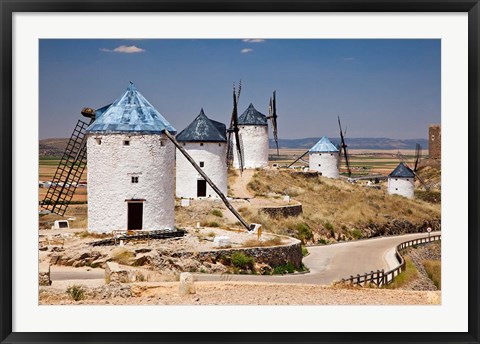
[127,202,143,230]
[197,180,207,197]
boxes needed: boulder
[105,262,130,284]
[178,272,196,296]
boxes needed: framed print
[1,1,479,343]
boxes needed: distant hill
[270,137,428,150]
[39,137,428,157]
[39,138,70,157]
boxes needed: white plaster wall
[388,177,415,199]
[309,152,339,178]
[175,142,227,199]
[232,125,269,169]
[86,133,175,233]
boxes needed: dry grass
[384,257,419,289]
[423,260,441,289]
[242,169,440,242]
[241,237,284,248]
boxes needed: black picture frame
[1,1,478,343]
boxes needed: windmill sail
[268,91,279,156]
[338,116,351,177]
[41,118,93,215]
[226,81,244,172]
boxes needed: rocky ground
[39,281,441,305]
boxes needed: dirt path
[230,169,255,199]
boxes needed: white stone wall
[86,133,175,233]
[388,177,415,199]
[309,152,339,178]
[232,125,269,169]
[175,142,227,199]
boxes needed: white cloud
[242,39,266,43]
[100,45,146,53]
[241,48,253,54]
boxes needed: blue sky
[39,39,440,140]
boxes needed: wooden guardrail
[340,234,441,287]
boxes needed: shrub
[211,209,223,217]
[296,222,313,244]
[231,252,255,270]
[206,231,216,237]
[317,238,327,245]
[351,228,363,240]
[66,285,85,301]
[272,262,295,275]
[302,246,309,257]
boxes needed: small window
[319,153,322,156]
[124,140,130,146]
[183,142,186,146]
[395,188,398,191]
[395,178,398,181]
[218,143,221,147]
[200,161,205,168]
[406,179,409,181]
[200,143,204,146]
[330,153,333,156]
[160,141,165,147]
[95,138,102,145]
[131,176,139,183]
[318,164,321,167]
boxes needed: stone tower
[232,103,269,169]
[308,136,340,178]
[175,109,227,199]
[85,83,176,233]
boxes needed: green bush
[351,228,363,240]
[272,262,295,275]
[301,246,309,257]
[231,252,255,270]
[66,285,85,301]
[211,209,223,217]
[296,223,313,244]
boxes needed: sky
[39,39,440,140]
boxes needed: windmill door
[127,202,143,230]
[197,180,207,197]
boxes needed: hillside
[239,169,440,244]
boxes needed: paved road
[195,231,440,285]
[50,232,440,285]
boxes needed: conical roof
[86,83,176,134]
[309,136,339,153]
[389,162,415,178]
[238,103,267,126]
[176,109,226,142]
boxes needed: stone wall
[174,239,303,269]
[260,204,303,218]
[429,125,441,159]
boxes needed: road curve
[49,232,440,286]
[195,231,440,285]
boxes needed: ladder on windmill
[41,119,92,216]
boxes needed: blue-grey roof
[389,162,415,178]
[238,103,267,126]
[309,136,339,153]
[94,103,112,120]
[176,109,226,142]
[86,83,176,134]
